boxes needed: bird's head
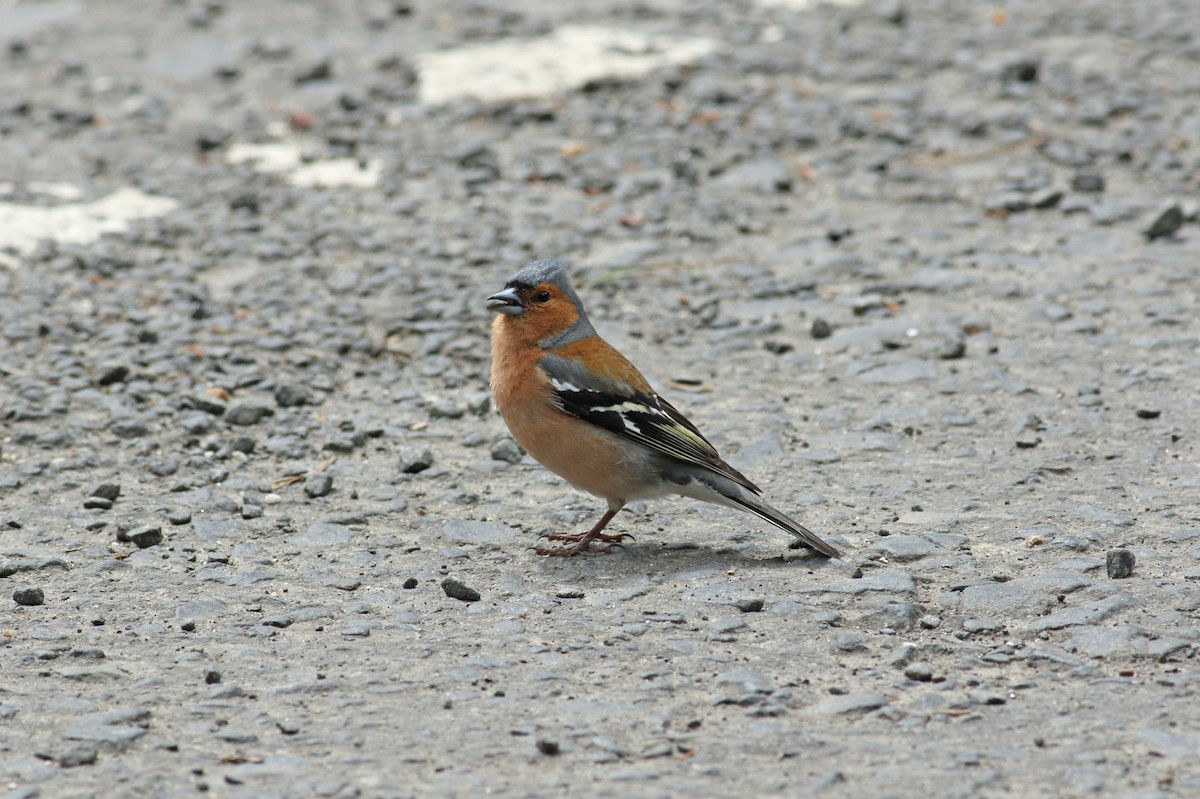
[487,259,596,348]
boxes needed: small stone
[323,431,366,453]
[205,670,221,684]
[1135,409,1161,420]
[274,384,312,407]
[13,586,45,606]
[90,483,121,501]
[441,577,480,602]
[53,743,98,767]
[1030,189,1063,209]
[180,411,214,434]
[225,402,272,426]
[295,59,332,83]
[166,508,193,526]
[83,497,113,510]
[304,473,334,498]
[189,395,228,415]
[1106,549,1135,579]
[124,525,164,549]
[1143,203,1184,241]
[537,738,561,755]
[490,438,524,464]
[811,318,833,339]
[180,620,196,632]
[241,504,263,519]
[861,602,924,630]
[403,577,419,589]
[429,399,465,419]
[736,598,765,613]
[919,614,942,629]
[96,364,130,386]
[835,632,868,652]
[904,662,934,682]
[813,692,888,716]
[1071,173,1105,193]
[399,446,434,474]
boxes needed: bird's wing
[539,353,759,493]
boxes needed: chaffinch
[487,259,841,559]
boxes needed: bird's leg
[536,507,632,556]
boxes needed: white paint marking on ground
[226,142,382,188]
[416,24,718,105]
[0,187,177,268]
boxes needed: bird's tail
[728,490,841,559]
[678,472,841,558]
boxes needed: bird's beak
[486,287,524,316]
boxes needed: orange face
[487,282,580,346]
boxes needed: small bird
[487,259,840,559]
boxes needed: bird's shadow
[524,538,846,576]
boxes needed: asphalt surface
[2,1,1199,797]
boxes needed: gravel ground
[3,1,1200,797]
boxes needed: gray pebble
[1106,549,1135,579]
[45,743,98,767]
[875,535,940,562]
[225,402,272,426]
[274,383,312,407]
[180,411,215,434]
[1143,203,1183,241]
[736,598,764,613]
[187,395,227,415]
[13,586,45,606]
[861,602,924,631]
[441,577,481,602]
[90,483,121,501]
[229,436,256,454]
[429,399,464,419]
[304,472,334,498]
[1071,172,1105,193]
[835,632,868,652]
[399,446,434,473]
[95,363,130,386]
[166,508,193,526]
[904,662,934,682]
[122,525,163,549]
[813,692,889,716]
[489,437,524,464]
[83,497,113,510]
[323,431,366,453]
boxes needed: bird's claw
[534,540,624,557]
[540,531,635,544]
[533,529,634,556]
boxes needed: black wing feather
[540,354,759,492]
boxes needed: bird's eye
[534,290,551,303]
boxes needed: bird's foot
[541,531,635,544]
[535,530,634,557]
